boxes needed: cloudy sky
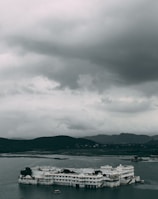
[0,0,158,138]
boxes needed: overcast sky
[0,0,158,138]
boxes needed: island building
[18,164,141,188]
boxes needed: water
[0,154,158,199]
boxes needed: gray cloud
[0,0,158,137]
[101,97,152,114]
[3,0,158,93]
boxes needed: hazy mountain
[152,135,158,140]
[84,133,153,144]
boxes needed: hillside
[84,133,152,144]
[0,134,158,155]
[0,136,97,153]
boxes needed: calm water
[0,154,158,199]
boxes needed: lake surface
[0,154,158,199]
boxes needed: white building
[18,164,141,188]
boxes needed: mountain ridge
[0,133,158,155]
[84,133,155,144]
[0,135,98,153]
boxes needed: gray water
[0,154,158,199]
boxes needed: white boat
[53,189,61,194]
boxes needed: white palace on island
[18,164,143,188]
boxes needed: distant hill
[0,136,97,153]
[153,135,158,140]
[84,133,153,144]
[145,139,158,145]
[0,134,158,155]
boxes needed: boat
[53,189,61,194]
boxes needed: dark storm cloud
[3,0,158,93]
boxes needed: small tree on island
[20,167,32,176]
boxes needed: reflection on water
[0,155,158,199]
[18,184,129,199]
[18,184,158,199]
